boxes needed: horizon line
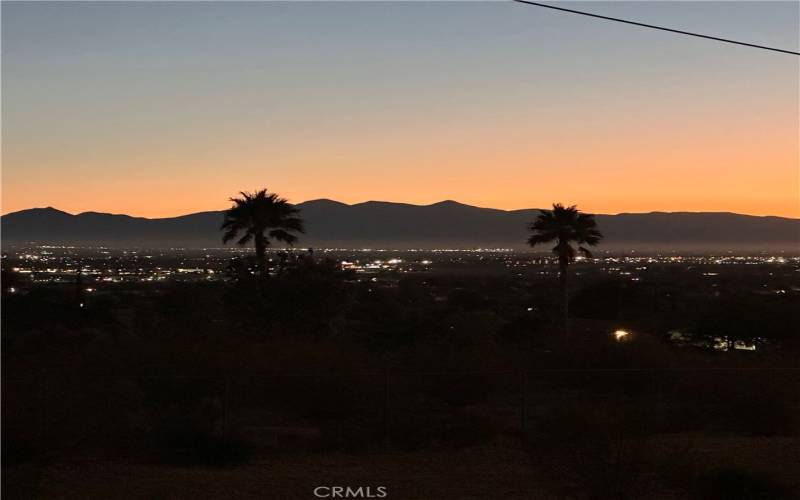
[2,199,799,221]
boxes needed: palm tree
[527,203,602,335]
[221,189,304,277]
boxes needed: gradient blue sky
[3,1,798,217]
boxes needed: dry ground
[4,435,800,499]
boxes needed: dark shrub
[570,279,622,320]
[269,375,371,422]
[427,374,492,408]
[692,467,790,500]
[439,411,496,448]
[316,420,382,452]
[150,396,250,466]
[152,417,250,466]
[387,410,496,451]
[526,402,652,500]
[1,439,38,466]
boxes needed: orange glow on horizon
[3,50,797,219]
[3,113,797,219]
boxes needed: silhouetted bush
[447,288,487,310]
[315,420,382,452]
[496,311,550,345]
[426,374,492,407]
[152,428,251,466]
[722,391,799,436]
[527,401,653,499]
[570,279,622,320]
[655,372,800,436]
[151,405,250,466]
[264,375,373,422]
[439,411,497,448]
[694,293,800,345]
[1,439,38,467]
[691,467,790,500]
[223,257,352,336]
[387,410,496,451]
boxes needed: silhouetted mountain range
[2,200,798,251]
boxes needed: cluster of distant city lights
[2,245,797,289]
[4,245,796,354]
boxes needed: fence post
[520,369,527,438]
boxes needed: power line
[512,0,800,56]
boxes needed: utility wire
[513,0,800,56]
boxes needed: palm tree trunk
[254,233,267,278]
[559,258,569,338]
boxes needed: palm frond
[220,187,305,248]
[269,229,298,246]
[527,202,603,256]
[236,233,253,246]
[222,227,241,244]
[527,233,555,246]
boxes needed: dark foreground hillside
[3,256,800,499]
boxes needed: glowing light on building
[613,329,630,341]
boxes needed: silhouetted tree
[527,203,602,336]
[75,269,85,309]
[221,189,304,277]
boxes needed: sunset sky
[2,1,798,218]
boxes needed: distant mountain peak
[13,206,73,217]
[76,211,140,220]
[77,211,113,216]
[2,201,797,250]
[354,200,416,208]
[428,200,467,207]
[299,198,349,207]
